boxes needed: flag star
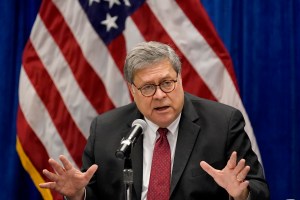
[104,0,121,9]
[101,13,118,31]
[123,0,131,6]
[89,0,100,6]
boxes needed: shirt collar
[144,114,181,143]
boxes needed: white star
[89,0,100,6]
[123,0,131,6]
[104,0,121,9]
[101,13,118,31]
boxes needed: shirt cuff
[64,188,86,200]
[229,191,251,200]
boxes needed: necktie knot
[157,128,168,136]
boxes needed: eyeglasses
[133,79,178,97]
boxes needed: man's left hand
[200,151,250,200]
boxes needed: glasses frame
[132,76,178,97]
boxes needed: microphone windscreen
[131,119,147,131]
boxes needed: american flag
[16,0,261,199]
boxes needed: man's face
[129,59,184,128]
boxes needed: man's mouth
[154,106,169,111]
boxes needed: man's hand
[200,151,250,200]
[39,155,98,200]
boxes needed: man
[40,41,269,200]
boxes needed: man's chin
[151,117,174,128]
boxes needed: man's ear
[178,73,182,83]
[127,82,135,97]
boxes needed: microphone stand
[122,144,133,200]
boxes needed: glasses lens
[160,80,175,92]
[141,85,155,96]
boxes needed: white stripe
[51,0,131,107]
[147,0,261,161]
[30,15,97,139]
[123,17,145,52]
[19,67,77,167]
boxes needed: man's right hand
[39,155,98,200]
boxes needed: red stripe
[131,3,217,100]
[22,41,85,167]
[176,0,240,92]
[107,35,134,100]
[17,108,61,200]
[17,108,51,174]
[107,34,127,74]
[39,0,115,113]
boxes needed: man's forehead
[133,66,177,84]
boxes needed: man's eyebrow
[141,77,172,85]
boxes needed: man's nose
[153,86,166,98]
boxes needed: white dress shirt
[141,114,181,200]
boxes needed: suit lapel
[131,134,143,200]
[128,108,144,200]
[170,95,201,195]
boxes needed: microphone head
[115,119,147,160]
[132,119,147,132]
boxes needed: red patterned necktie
[147,128,171,200]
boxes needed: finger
[233,159,246,175]
[39,182,56,189]
[200,161,218,178]
[236,166,250,182]
[48,158,65,175]
[84,164,98,180]
[227,151,237,169]
[42,169,59,182]
[59,155,73,171]
[239,180,249,190]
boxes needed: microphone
[115,119,147,160]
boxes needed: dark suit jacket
[82,93,269,200]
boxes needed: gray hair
[124,41,181,83]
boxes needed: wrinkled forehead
[132,60,178,85]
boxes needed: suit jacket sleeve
[81,116,99,200]
[226,109,269,200]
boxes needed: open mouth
[154,106,170,111]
